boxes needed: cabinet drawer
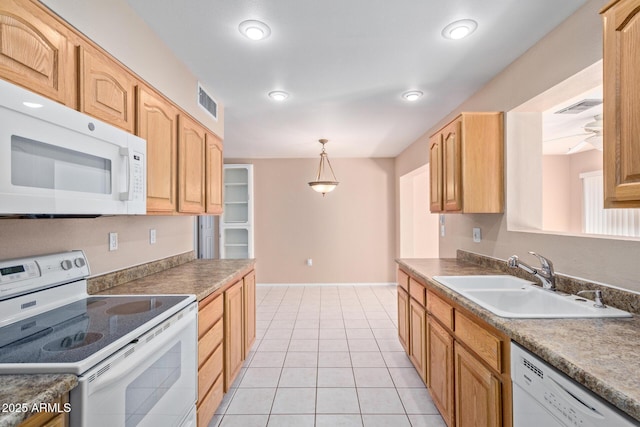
[398,269,410,291]
[197,371,224,427]
[427,290,454,330]
[199,293,223,338]
[409,278,426,306]
[454,311,503,373]
[198,317,223,368]
[198,343,223,403]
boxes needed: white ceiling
[126,0,589,159]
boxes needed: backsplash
[87,251,196,294]
[458,250,640,315]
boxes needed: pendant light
[308,139,339,196]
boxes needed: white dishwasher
[511,342,638,427]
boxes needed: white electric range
[0,251,198,427]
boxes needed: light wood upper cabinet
[78,45,136,133]
[0,0,76,107]
[429,134,444,212]
[601,0,640,207]
[443,119,463,211]
[137,86,179,213]
[206,132,224,214]
[429,112,504,213]
[178,115,206,214]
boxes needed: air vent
[124,347,135,358]
[523,357,543,379]
[554,99,602,114]
[198,83,218,120]
[97,364,111,378]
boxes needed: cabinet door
[137,86,179,213]
[79,45,136,132]
[428,316,455,427]
[0,1,76,107]
[206,132,224,214]
[443,119,462,211]
[243,270,256,356]
[454,343,501,427]
[397,286,410,353]
[602,0,640,207]
[224,280,244,391]
[178,115,206,214]
[430,134,443,212]
[409,297,427,384]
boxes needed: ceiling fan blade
[544,133,591,142]
[566,140,589,154]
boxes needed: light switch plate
[473,227,482,242]
[150,229,157,244]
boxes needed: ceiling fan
[566,114,603,154]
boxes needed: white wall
[396,0,640,292]
[400,165,439,258]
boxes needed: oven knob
[61,260,73,270]
[74,258,86,268]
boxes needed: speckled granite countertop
[397,258,640,423]
[0,374,77,427]
[0,258,254,427]
[95,259,256,300]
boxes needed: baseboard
[256,282,396,287]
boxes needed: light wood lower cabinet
[409,297,427,383]
[455,343,502,427]
[17,394,68,427]
[398,268,511,427]
[427,315,454,427]
[197,293,224,427]
[224,279,244,392]
[397,286,409,353]
[243,270,256,354]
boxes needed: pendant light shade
[308,139,339,196]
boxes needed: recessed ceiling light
[22,101,43,109]
[402,91,423,102]
[268,91,289,101]
[239,20,271,41]
[442,19,478,40]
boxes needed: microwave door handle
[118,147,133,201]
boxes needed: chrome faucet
[577,290,606,308]
[507,252,556,291]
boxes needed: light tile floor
[209,285,446,427]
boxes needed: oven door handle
[85,308,196,393]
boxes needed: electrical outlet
[150,229,157,244]
[440,224,446,237]
[473,227,482,243]
[109,232,118,251]
[306,258,313,267]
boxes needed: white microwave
[0,79,146,215]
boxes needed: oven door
[0,78,146,215]
[71,303,197,427]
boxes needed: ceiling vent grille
[198,83,218,120]
[554,99,602,114]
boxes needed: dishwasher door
[512,382,565,427]
[511,342,637,427]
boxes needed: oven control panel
[0,250,90,300]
